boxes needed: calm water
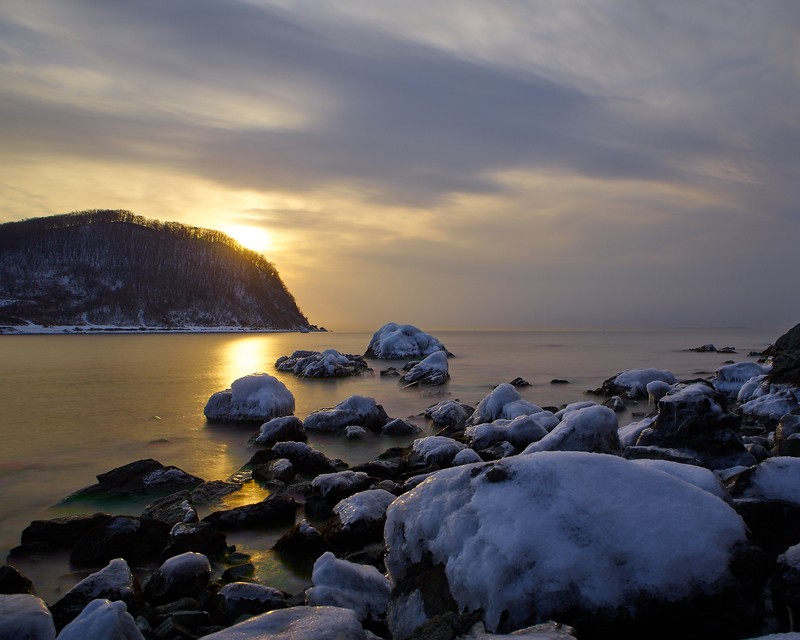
[0,328,777,601]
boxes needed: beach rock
[270,441,339,474]
[50,558,142,630]
[602,395,626,412]
[70,516,171,568]
[198,605,367,640]
[322,489,397,553]
[254,415,306,445]
[769,322,800,385]
[161,521,228,561]
[252,457,296,484]
[204,373,295,423]
[774,409,800,456]
[63,459,203,502]
[190,480,243,504]
[382,418,421,436]
[0,565,34,595]
[467,384,542,426]
[305,471,374,520]
[365,322,450,359]
[19,512,111,549]
[713,361,770,397]
[523,405,621,455]
[399,351,450,386]
[635,383,754,469]
[272,520,332,567]
[275,349,370,377]
[56,598,143,640]
[466,413,556,451]
[385,451,766,639]
[143,552,211,605]
[591,368,675,399]
[307,552,390,624]
[407,436,467,468]
[424,399,474,431]
[213,582,287,625]
[202,494,298,530]
[304,395,389,433]
[141,490,198,526]
[0,594,56,640]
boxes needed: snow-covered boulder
[399,351,450,386]
[255,415,306,445]
[204,373,295,423]
[306,552,391,623]
[739,379,800,427]
[305,471,374,520]
[467,384,542,426]
[214,582,287,625]
[199,605,367,640]
[57,599,143,640]
[407,436,467,467]
[364,323,449,359]
[50,558,142,630]
[466,412,557,451]
[424,399,474,430]
[323,489,397,552]
[731,457,800,507]
[275,349,370,377]
[0,594,56,640]
[143,552,210,605]
[713,361,770,396]
[631,458,732,504]
[592,368,676,399]
[304,395,389,433]
[385,451,764,638]
[523,405,621,455]
[453,448,482,465]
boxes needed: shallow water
[0,328,776,601]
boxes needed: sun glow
[224,224,274,252]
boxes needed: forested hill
[0,210,314,331]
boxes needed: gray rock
[142,491,198,526]
[769,322,800,385]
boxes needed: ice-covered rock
[255,415,306,445]
[618,416,656,448]
[204,373,295,423]
[0,594,56,640]
[252,457,295,484]
[646,380,673,405]
[592,368,676,399]
[364,322,449,359]
[399,351,450,386]
[199,605,367,640]
[523,405,621,455]
[161,521,228,560]
[453,448,482,465]
[215,582,287,625]
[50,558,142,630]
[467,384,542,426]
[307,552,390,622]
[143,552,210,605]
[424,399,474,430]
[713,361,771,396]
[304,395,389,433]
[385,451,763,638]
[731,457,800,507]
[310,471,371,500]
[466,412,557,451]
[323,488,397,552]
[345,425,368,439]
[740,379,800,427]
[770,542,800,631]
[270,441,338,473]
[631,458,732,504]
[275,349,370,377]
[407,436,467,467]
[56,599,143,640]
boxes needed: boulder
[143,552,211,605]
[305,471,374,520]
[254,416,306,446]
[190,480,243,504]
[591,368,675,399]
[0,594,56,640]
[304,395,389,434]
[424,399,474,430]
[322,489,397,553]
[272,520,332,567]
[56,598,143,640]
[466,413,557,451]
[774,409,800,456]
[769,322,800,385]
[252,458,296,485]
[160,521,228,561]
[771,542,800,631]
[275,349,370,377]
[406,436,466,468]
[384,451,766,639]
[50,558,142,630]
[364,323,450,359]
[70,516,171,568]
[204,373,295,423]
[739,378,800,428]
[141,490,198,526]
[62,459,203,502]
[382,418,422,436]
[270,441,339,474]
[0,565,34,595]
[213,582,287,625]
[467,384,542,426]
[18,512,111,551]
[399,352,450,386]
[523,405,621,455]
[202,495,298,530]
[713,361,770,396]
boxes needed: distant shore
[0,325,327,335]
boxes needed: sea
[0,328,778,603]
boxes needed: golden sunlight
[224,224,274,252]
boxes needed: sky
[1,1,798,332]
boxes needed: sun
[224,224,274,252]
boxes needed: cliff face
[0,210,312,330]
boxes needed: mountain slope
[0,210,313,330]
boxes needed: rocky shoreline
[3,322,800,639]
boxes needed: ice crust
[613,368,675,397]
[0,594,56,640]
[57,599,143,640]
[204,373,295,422]
[333,489,397,527]
[365,323,448,359]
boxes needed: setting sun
[224,224,273,252]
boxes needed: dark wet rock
[773,409,800,456]
[550,379,570,385]
[688,343,719,352]
[142,490,198,526]
[254,416,306,446]
[190,480,243,504]
[213,583,287,626]
[0,565,34,595]
[771,543,800,632]
[508,377,531,387]
[769,323,800,385]
[50,558,143,630]
[270,441,340,474]
[275,349,370,377]
[202,495,298,530]
[622,446,703,466]
[382,418,422,436]
[221,563,255,583]
[153,610,212,638]
[20,512,111,549]
[602,395,626,412]
[63,459,204,502]
[70,515,171,568]
[380,367,401,377]
[304,395,390,434]
[252,458,295,485]
[272,520,332,568]
[734,499,800,559]
[143,552,211,606]
[305,470,375,520]
[351,458,405,481]
[322,489,396,554]
[161,522,228,561]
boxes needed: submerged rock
[364,323,450,359]
[204,373,295,423]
